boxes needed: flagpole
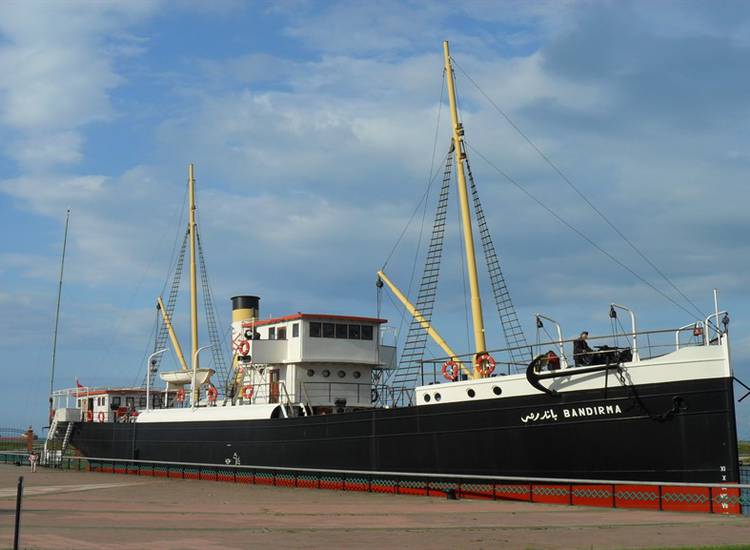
[49,209,70,422]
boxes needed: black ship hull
[69,376,740,483]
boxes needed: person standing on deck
[573,331,595,366]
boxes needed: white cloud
[0,1,160,170]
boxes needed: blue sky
[1,0,750,437]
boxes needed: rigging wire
[465,142,708,323]
[381,71,446,271]
[451,57,707,320]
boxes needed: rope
[465,142,708,323]
[380,73,446,271]
[451,57,708,322]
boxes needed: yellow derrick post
[377,270,475,379]
[156,296,189,371]
[188,163,200,372]
[443,41,487,360]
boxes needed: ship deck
[2,464,749,549]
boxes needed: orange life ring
[238,340,251,356]
[241,384,254,400]
[97,411,105,423]
[475,353,496,377]
[441,361,459,382]
[176,388,185,403]
[86,409,94,422]
[207,385,218,403]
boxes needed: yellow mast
[377,271,475,379]
[156,296,189,371]
[443,40,487,358]
[188,163,200,371]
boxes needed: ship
[45,42,741,484]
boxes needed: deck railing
[418,325,724,383]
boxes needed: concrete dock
[1,464,749,549]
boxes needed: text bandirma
[562,404,622,418]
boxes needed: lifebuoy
[86,409,94,422]
[442,360,459,381]
[176,388,185,403]
[475,353,496,377]
[241,385,254,400]
[238,340,251,356]
[97,411,105,423]
[207,385,218,403]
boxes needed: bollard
[13,476,24,550]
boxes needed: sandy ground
[1,464,749,550]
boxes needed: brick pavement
[1,464,749,549]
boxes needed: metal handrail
[705,311,728,345]
[422,325,720,365]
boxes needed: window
[126,397,135,408]
[152,394,161,408]
[353,371,361,379]
[139,396,147,408]
[322,369,330,378]
[323,323,335,338]
[337,370,346,378]
[268,327,276,340]
[348,324,361,339]
[112,396,121,407]
[307,369,315,377]
[361,325,373,340]
[292,323,299,337]
[335,324,347,339]
[277,327,287,340]
[310,322,321,337]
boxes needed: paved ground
[1,465,749,550]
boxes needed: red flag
[76,378,84,389]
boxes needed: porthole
[337,370,346,378]
[322,369,330,378]
[353,371,361,379]
[467,389,475,398]
[307,369,315,377]
[423,394,431,402]
[434,392,442,402]
[492,386,502,396]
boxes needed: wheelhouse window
[323,323,335,338]
[111,396,121,407]
[310,322,321,337]
[348,324,361,339]
[139,396,146,408]
[335,324,347,339]
[292,323,299,337]
[277,327,287,340]
[268,327,276,340]
[361,325,373,340]
[126,397,135,408]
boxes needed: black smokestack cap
[231,295,260,310]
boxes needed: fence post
[13,476,23,550]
